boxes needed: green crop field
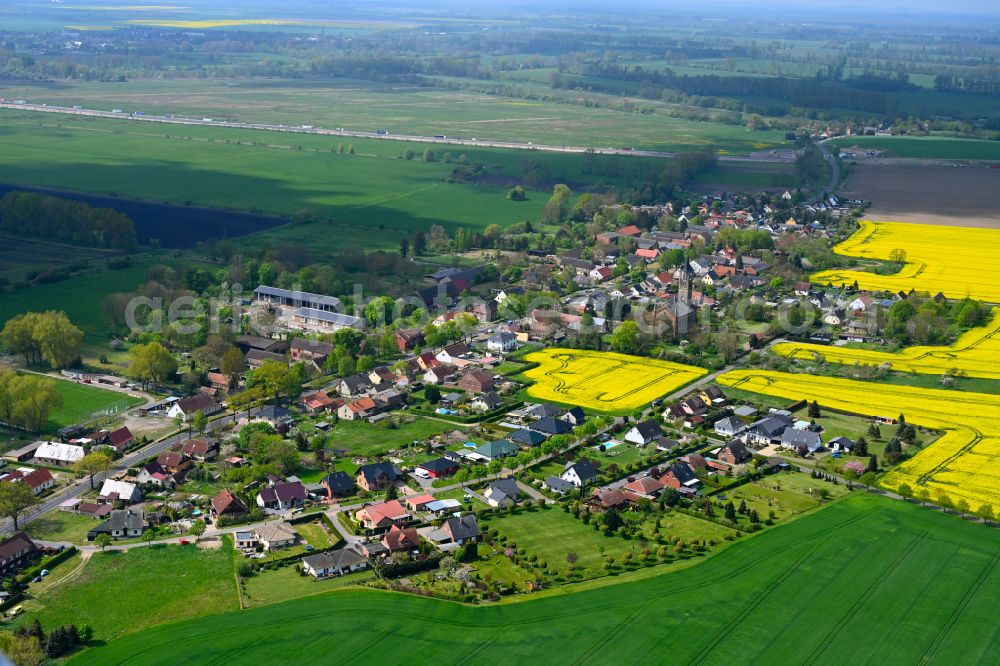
[0,261,155,339]
[690,162,800,189]
[0,78,791,154]
[24,542,238,643]
[0,235,119,283]
[44,376,143,432]
[0,110,561,252]
[830,135,1000,160]
[68,495,1000,665]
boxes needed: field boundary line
[570,596,659,665]
[685,529,841,666]
[802,531,928,665]
[918,547,1000,665]
[457,631,501,664]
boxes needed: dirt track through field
[842,163,1000,228]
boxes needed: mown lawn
[481,505,657,576]
[242,565,375,608]
[255,520,339,564]
[23,542,238,642]
[69,495,1000,665]
[710,471,851,525]
[308,415,466,460]
[25,511,97,544]
[790,407,871,442]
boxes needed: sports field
[773,310,1000,380]
[523,349,706,412]
[811,220,1000,301]
[717,370,1000,512]
[45,376,143,432]
[68,495,1000,665]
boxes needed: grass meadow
[0,261,155,339]
[0,78,792,153]
[68,495,1000,665]
[0,235,119,284]
[301,415,465,462]
[23,542,238,642]
[243,566,376,608]
[481,505,656,576]
[0,110,559,253]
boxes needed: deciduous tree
[0,481,39,530]
[74,451,113,490]
[128,342,178,387]
[32,311,83,369]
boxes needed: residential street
[0,411,237,537]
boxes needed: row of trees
[1,311,84,369]
[0,191,137,251]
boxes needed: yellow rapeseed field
[523,349,706,413]
[811,220,1000,302]
[717,369,1000,511]
[772,310,1000,380]
[128,19,304,28]
[126,18,414,29]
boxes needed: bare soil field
[842,163,1000,228]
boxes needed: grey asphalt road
[0,411,239,537]
[810,140,840,204]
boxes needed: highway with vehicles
[0,100,796,164]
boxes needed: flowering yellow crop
[126,18,411,28]
[128,19,305,28]
[717,369,1000,512]
[772,311,1000,380]
[811,220,1000,301]
[523,349,706,413]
